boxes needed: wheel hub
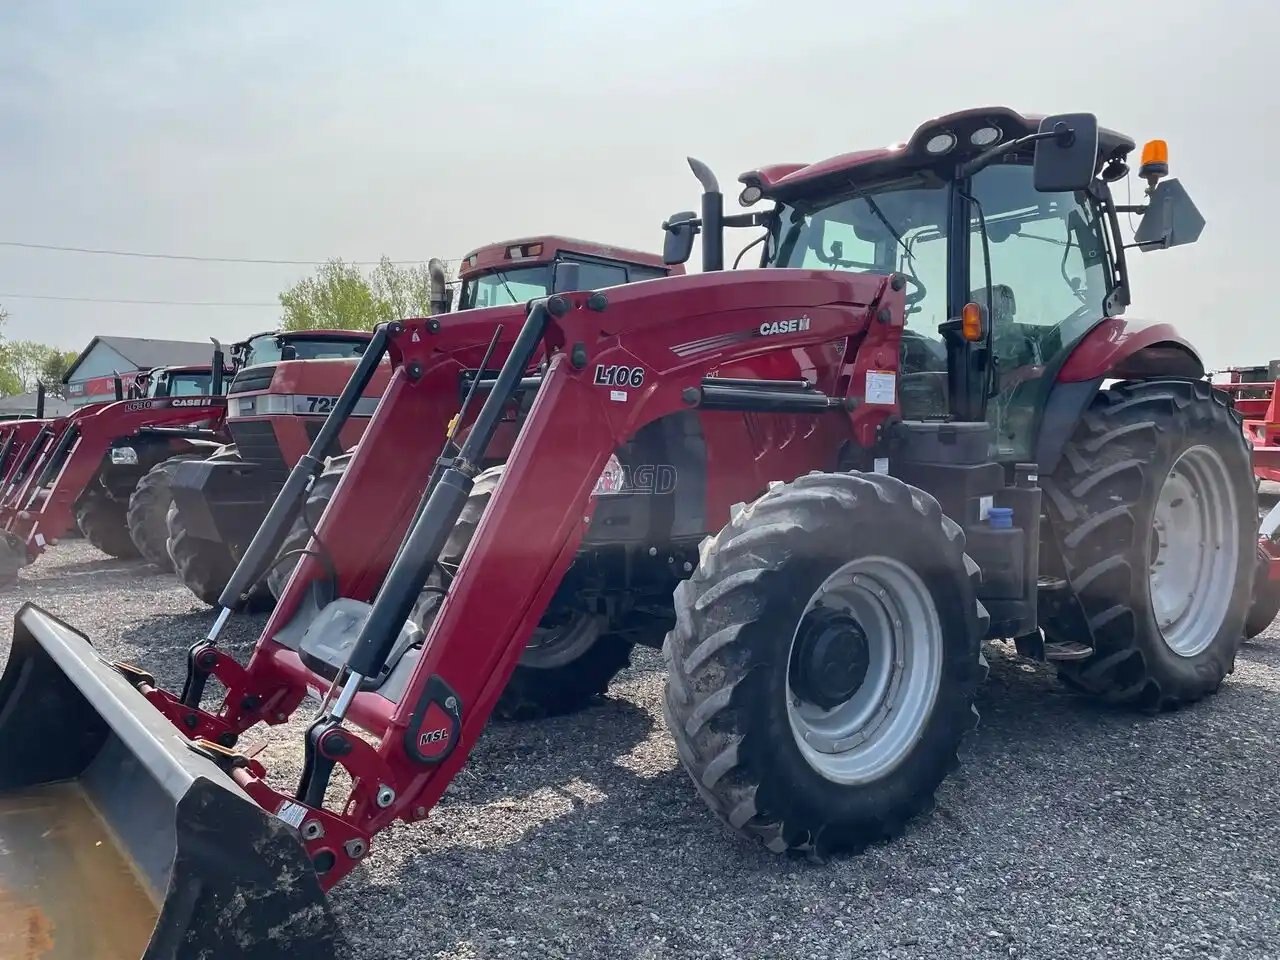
[785,557,944,785]
[1148,444,1239,657]
[790,607,870,709]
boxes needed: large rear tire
[1042,380,1255,708]
[415,465,634,721]
[166,447,271,609]
[664,472,987,856]
[127,453,205,568]
[266,452,353,601]
[75,489,139,559]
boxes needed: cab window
[969,163,1110,457]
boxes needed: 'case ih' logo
[758,315,811,337]
[171,398,211,407]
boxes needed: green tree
[279,257,447,331]
[0,307,17,396]
[0,340,57,394]
[38,349,79,397]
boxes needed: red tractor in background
[165,237,683,607]
[0,109,1252,958]
[0,354,232,582]
[1213,363,1280,636]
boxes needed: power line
[0,292,277,307]
[0,240,462,267]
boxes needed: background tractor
[0,108,1254,957]
[1213,364,1280,636]
[167,237,684,608]
[0,351,232,581]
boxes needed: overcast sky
[1,0,1275,368]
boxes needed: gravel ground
[3,541,1280,959]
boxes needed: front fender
[1056,318,1204,383]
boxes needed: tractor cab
[456,235,682,310]
[131,361,232,400]
[664,107,1206,463]
[234,329,372,370]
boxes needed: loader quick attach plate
[0,605,349,959]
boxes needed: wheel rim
[521,611,604,669]
[786,557,943,785]
[1149,444,1239,657]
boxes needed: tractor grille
[228,364,277,395]
[228,420,290,485]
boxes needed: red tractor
[0,108,1254,957]
[165,238,682,607]
[0,353,232,582]
[1213,364,1280,636]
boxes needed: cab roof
[739,107,1136,201]
[459,235,676,279]
[239,329,374,345]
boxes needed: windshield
[168,373,213,396]
[241,334,367,368]
[766,179,952,415]
[458,265,552,310]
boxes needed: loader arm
[142,269,906,887]
[2,396,228,560]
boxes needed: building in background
[62,336,216,408]
[0,390,72,418]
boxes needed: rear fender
[1036,319,1206,474]
[1056,318,1204,383]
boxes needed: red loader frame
[0,394,228,564]
[134,268,903,890]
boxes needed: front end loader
[0,109,1254,958]
[0,350,231,581]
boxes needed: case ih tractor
[0,108,1254,957]
[0,355,231,582]
[166,239,682,608]
[159,328,377,603]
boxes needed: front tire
[128,453,205,567]
[166,446,270,609]
[75,489,139,559]
[1042,380,1255,708]
[664,472,986,856]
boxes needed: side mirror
[1133,179,1205,251]
[1032,113,1099,192]
[280,344,298,361]
[662,211,699,265]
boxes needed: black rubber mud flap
[0,604,350,959]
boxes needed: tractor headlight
[110,447,138,465]
[970,125,1001,147]
[924,132,957,155]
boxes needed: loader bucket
[0,605,347,959]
